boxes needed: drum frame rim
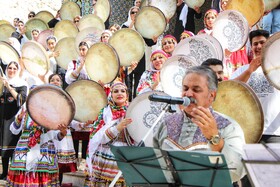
[261,31,280,90]
[0,41,20,65]
[26,84,76,130]
[134,5,167,39]
[213,80,264,143]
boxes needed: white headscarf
[5,61,28,87]
[121,6,140,29]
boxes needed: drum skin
[262,31,280,90]
[0,23,16,42]
[160,54,199,97]
[173,35,219,64]
[55,37,79,70]
[263,0,280,11]
[65,80,107,123]
[108,28,145,67]
[94,0,111,22]
[75,27,103,53]
[53,20,79,41]
[60,1,81,21]
[212,80,264,143]
[198,34,224,61]
[35,10,54,24]
[85,42,120,84]
[0,20,10,25]
[212,10,249,52]
[0,41,20,65]
[54,20,78,41]
[78,14,105,32]
[126,91,180,147]
[37,29,54,50]
[183,0,205,9]
[141,0,177,20]
[135,6,166,39]
[26,84,76,130]
[225,0,264,27]
[21,41,50,77]
[25,18,49,40]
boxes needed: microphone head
[182,97,196,106]
[182,97,191,106]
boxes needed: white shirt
[230,65,280,135]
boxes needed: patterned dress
[136,70,162,95]
[84,102,134,187]
[7,113,61,187]
[53,129,77,174]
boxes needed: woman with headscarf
[84,82,134,187]
[48,74,77,185]
[44,35,67,88]
[161,34,177,57]
[0,61,28,179]
[7,82,68,186]
[65,41,90,85]
[197,9,218,35]
[180,30,195,41]
[100,30,113,43]
[136,50,168,95]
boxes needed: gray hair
[184,66,218,91]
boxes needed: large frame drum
[26,84,76,130]
[212,80,264,143]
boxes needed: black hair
[201,58,223,68]
[249,29,270,46]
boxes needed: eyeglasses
[28,15,35,18]
[131,11,138,15]
[74,20,79,23]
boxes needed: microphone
[148,94,195,106]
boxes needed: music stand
[110,145,233,187]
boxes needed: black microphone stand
[110,103,176,186]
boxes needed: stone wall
[0,0,63,24]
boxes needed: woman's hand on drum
[129,61,138,72]
[151,72,160,90]
[224,49,232,57]
[51,51,60,58]
[194,6,201,14]
[98,80,105,88]
[84,120,94,127]
[177,0,183,6]
[152,36,158,43]
[116,118,132,132]
[58,123,68,137]
[38,72,48,83]
[1,77,8,88]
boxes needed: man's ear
[209,90,216,102]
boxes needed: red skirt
[7,169,59,187]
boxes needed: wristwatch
[208,134,221,145]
